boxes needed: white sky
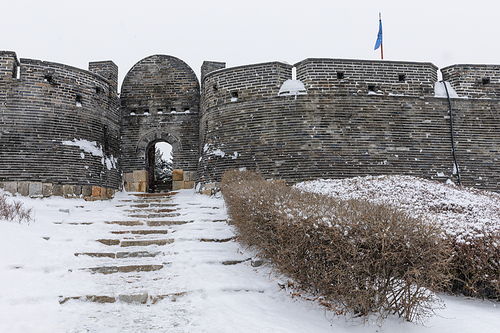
[3,0,500,87]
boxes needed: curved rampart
[0,52,120,196]
[442,64,500,98]
[199,59,500,192]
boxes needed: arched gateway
[120,55,200,192]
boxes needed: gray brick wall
[0,53,121,189]
[441,64,500,98]
[120,55,200,175]
[295,58,438,97]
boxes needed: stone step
[74,251,161,259]
[84,264,165,274]
[59,292,187,305]
[105,220,144,226]
[133,192,177,198]
[97,239,174,247]
[125,208,178,213]
[147,220,192,227]
[109,229,170,235]
[120,239,174,247]
[200,237,235,243]
[128,212,181,218]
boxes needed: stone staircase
[57,190,253,331]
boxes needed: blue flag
[374,19,383,50]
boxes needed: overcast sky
[3,0,500,88]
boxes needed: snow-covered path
[1,189,499,332]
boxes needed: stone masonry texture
[0,51,499,195]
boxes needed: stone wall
[199,60,500,192]
[295,58,438,97]
[441,64,500,98]
[0,52,121,195]
[120,55,200,192]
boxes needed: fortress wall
[199,92,500,192]
[295,58,438,97]
[201,61,293,114]
[0,54,121,195]
[441,64,500,98]
[120,55,200,191]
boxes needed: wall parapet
[201,61,293,113]
[441,64,500,99]
[294,58,438,97]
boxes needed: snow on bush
[296,175,500,300]
[222,171,450,324]
[0,192,33,224]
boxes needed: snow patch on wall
[62,139,117,170]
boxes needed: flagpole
[379,13,383,60]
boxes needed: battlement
[441,64,500,98]
[0,51,20,83]
[294,58,438,97]
[89,60,118,91]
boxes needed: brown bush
[446,232,500,300]
[221,170,449,323]
[0,193,33,224]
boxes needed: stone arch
[120,55,200,192]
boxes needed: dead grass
[0,193,33,224]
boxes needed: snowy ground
[1,184,499,332]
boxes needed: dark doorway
[147,142,173,193]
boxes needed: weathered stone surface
[81,185,92,196]
[183,171,197,181]
[42,183,53,197]
[133,170,148,183]
[172,181,183,191]
[18,182,29,196]
[28,182,42,196]
[63,185,74,197]
[52,185,63,197]
[105,220,144,226]
[92,186,103,197]
[172,169,183,181]
[73,185,82,196]
[97,239,120,246]
[120,239,173,247]
[123,172,134,183]
[182,181,195,189]
[118,293,148,304]
[3,182,17,194]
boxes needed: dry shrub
[0,193,33,224]
[446,232,500,300]
[222,170,449,323]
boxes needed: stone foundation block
[82,185,92,196]
[73,185,82,196]
[133,170,148,183]
[183,171,197,182]
[53,185,64,196]
[3,182,18,194]
[183,181,195,189]
[123,172,134,183]
[202,189,212,196]
[106,188,114,198]
[172,169,183,181]
[63,185,74,197]
[42,183,53,197]
[172,181,183,191]
[29,182,42,196]
[18,182,29,196]
[92,186,103,197]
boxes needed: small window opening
[157,108,163,113]
[44,73,55,85]
[368,84,376,92]
[482,77,491,85]
[183,107,190,112]
[75,94,83,107]
[398,74,406,82]
[170,107,177,112]
[231,91,238,102]
[95,86,102,94]
[213,84,218,91]
[336,71,344,80]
